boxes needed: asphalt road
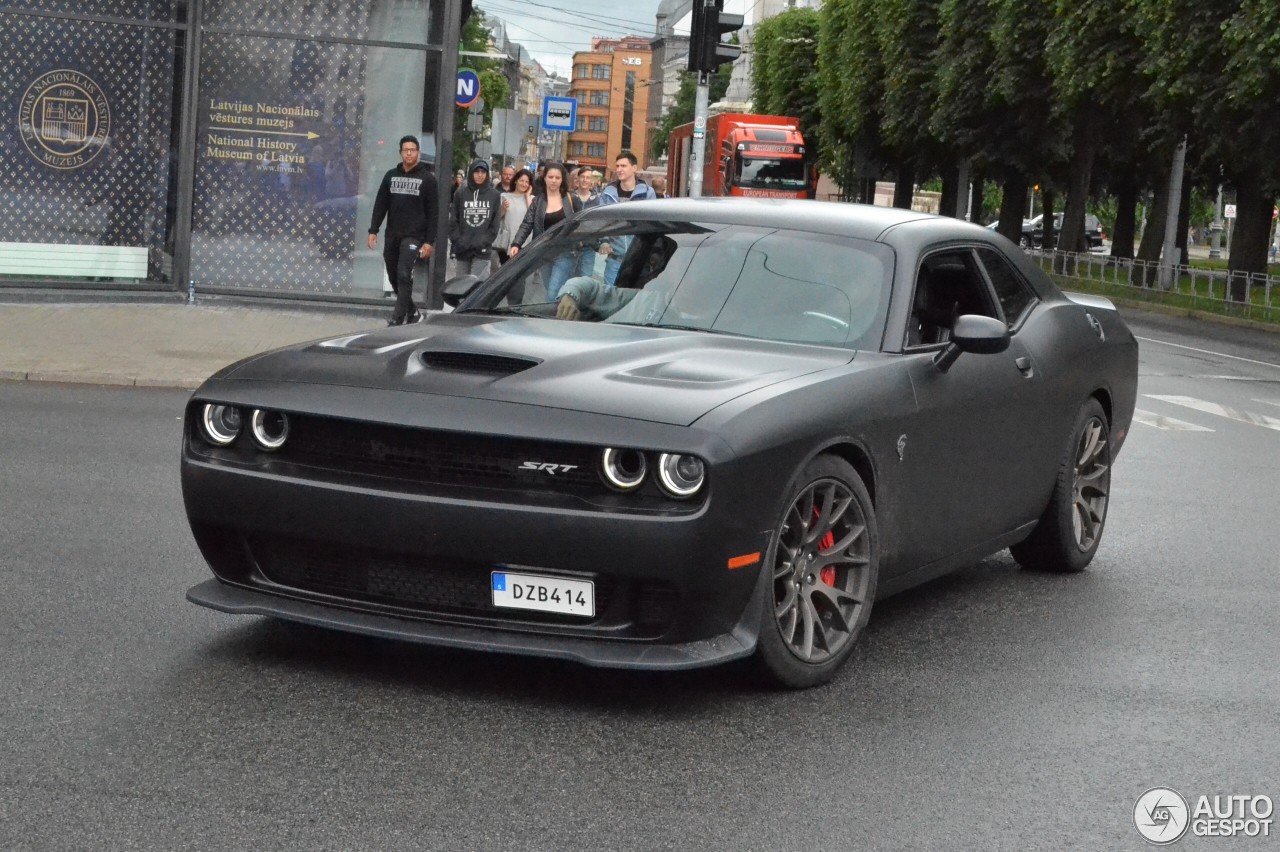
[1,310,1277,851]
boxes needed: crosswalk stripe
[1145,394,1280,431]
[1132,409,1215,431]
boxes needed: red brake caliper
[812,507,837,587]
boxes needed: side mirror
[442,274,481,308]
[934,314,1011,372]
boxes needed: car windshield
[458,218,894,349]
[734,156,809,190]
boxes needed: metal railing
[1027,248,1277,322]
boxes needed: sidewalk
[0,301,385,390]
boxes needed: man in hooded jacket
[448,159,502,280]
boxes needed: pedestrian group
[365,139,658,325]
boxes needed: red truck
[666,113,817,199]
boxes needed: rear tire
[1011,398,1111,573]
[754,456,878,689]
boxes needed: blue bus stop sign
[541,96,577,132]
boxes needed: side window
[907,250,998,347]
[976,247,1037,327]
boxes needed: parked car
[986,218,1034,247]
[1028,212,1106,251]
[183,199,1138,688]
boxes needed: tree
[986,0,1063,242]
[750,8,822,136]
[816,0,884,199]
[877,0,944,208]
[1135,0,1278,294]
[932,0,1002,220]
[1047,0,1150,256]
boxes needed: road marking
[1145,394,1280,431]
[1131,409,1215,431]
[1136,336,1280,370]
[1254,399,1280,409]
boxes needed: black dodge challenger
[183,199,1138,687]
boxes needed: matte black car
[183,199,1138,688]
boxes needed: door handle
[1015,356,1034,377]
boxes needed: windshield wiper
[611,322,742,336]
[456,304,549,316]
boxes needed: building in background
[565,38,653,174]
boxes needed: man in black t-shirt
[368,135,438,325]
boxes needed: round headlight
[200,404,242,446]
[656,453,705,498]
[600,447,647,491]
[250,409,289,451]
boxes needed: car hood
[221,312,856,426]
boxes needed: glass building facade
[0,1,451,302]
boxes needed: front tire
[754,456,878,689]
[1011,398,1112,573]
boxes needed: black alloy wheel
[755,455,877,688]
[1011,397,1112,573]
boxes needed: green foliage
[986,0,1064,181]
[745,0,1280,259]
[750,8,821,135]
[877,0,942,165]
[1222,0,1280,196]
[815,0,884,191]
[931,0,999,159]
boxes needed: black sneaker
[406,310,423,324]
[387,315,404,327]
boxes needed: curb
[3,370,201,390]
[1108,296,1280,334]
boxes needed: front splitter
[187,578,759,671]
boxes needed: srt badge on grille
[519,462,579,475]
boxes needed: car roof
[578,197,953,242]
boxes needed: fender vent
[421,351,539,375]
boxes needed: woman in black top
[509,162,583,301]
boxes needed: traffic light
[688,0,743,74]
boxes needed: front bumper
[181,387,791,667]
[188,578,761,670]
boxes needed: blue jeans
[544,253,576,301]
[576,247,600,279]
[603,255,622,286]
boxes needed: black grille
[421,351,539,375]
[278,416,604,494]
[252,536,613,621]
[634,582,680,632]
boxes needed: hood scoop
[420,350,540,376]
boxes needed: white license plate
[491,571,595,617]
